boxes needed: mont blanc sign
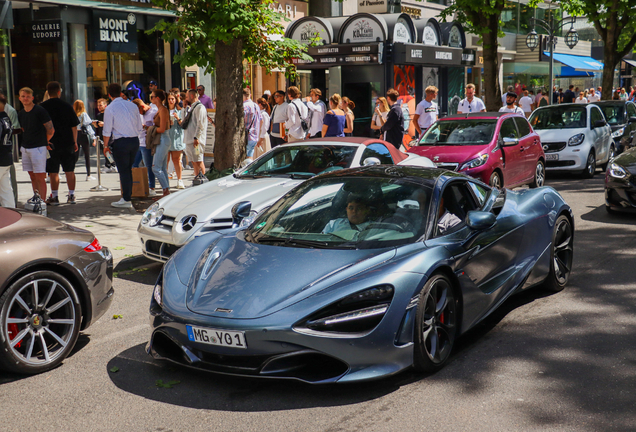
[91,11,138,53]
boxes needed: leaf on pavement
[110,366,120,373]
[114,246,126,250]
[112,314,123,319]
[156,379,181,389]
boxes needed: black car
[605,146,636,213]
[593,100,636,154]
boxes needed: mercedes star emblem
[181,215,197,232]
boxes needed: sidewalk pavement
[12,151,211,265]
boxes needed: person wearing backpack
[285,86,308,142]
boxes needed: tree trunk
[601,30,618,101]
[481,15,502,112]
[214,38,245,171]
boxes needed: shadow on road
[581,204,636,226]
[106,343,411,411]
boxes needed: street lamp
[526,16,578,105]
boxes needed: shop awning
[543,52,603,72]
[623,59,636,68]
[33,0,175,17]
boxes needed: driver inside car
[323,194,371,234]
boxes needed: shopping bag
[131,167,150,197]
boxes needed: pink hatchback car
[408,112,546,188]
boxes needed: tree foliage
[149,0,312,170]
[575,0,636,99]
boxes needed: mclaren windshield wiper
[289,173,314,179]
[255,235,338,249]
[234,173,272,179]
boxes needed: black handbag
[292,101,309,135]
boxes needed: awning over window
[543,52,604,72]
[623,59,636,68]
[33,0,175,17]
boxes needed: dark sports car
[147,166,574,383]
[0,208,113,374]
[605,146,636,213]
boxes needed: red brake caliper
[8,323,22,348]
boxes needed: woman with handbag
[254,98,271,159]
[73,100,97,181]
[370,97,389,140]
[167,92,186,189]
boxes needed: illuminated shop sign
[32,20,62,41]
[91,11,138,53]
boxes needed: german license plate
[186,325,247,349]
[546,153,559,161]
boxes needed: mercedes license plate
[546,153,559,161]
[186,325,247,349]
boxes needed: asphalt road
[1,171,635,432]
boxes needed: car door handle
[520,146,525,152]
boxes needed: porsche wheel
[0,271,81,374]
[413,274,457,372]
[529,160,545,188]
[543,215,574,293]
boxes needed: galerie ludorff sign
[91,11,138,53]
[32,20,62,41]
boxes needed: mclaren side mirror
[231,201,252,227]
[466,211,497,230]
[502,137,519,146]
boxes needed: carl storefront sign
[91,11,138,53]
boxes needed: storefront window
[12,30,60,104]
[502,1,519,34]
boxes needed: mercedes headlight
[611,128,625,139]
[239,210,258,228]
[460,154,489,171]
[141,202,159,225]
[609,163,628,179]
[568,133,585,146]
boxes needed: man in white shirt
[412,85,439,138]
[102,83,143,208]
[587,88,600,103]
[182,89,208,176]
[499,92,525,115]
[457,83,486,114]
[269,90,288,148]
[518,90,534,118]
[305,88,326,139]
[285,86,308,142]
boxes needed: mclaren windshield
[245,176,435,249]
[235,144,359,179]
[529,106,588,130]
[417,119,497,146]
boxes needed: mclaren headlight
[296,285,394,334]
[152,272,163,307]
[142,202,163,226]
[611,127,625,139]
[568,133,585,146]
[608,163,628,179]
[459,154,488,171]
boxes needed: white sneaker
[148,189,157,197]
[86,175,96,181]
[177,179,185,189]
[111,166,118,173]
[101,168,108,173]
[111,198,133,208]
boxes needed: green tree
[150,0,311,170]
[438,0,511,111]
[578,0,636,100]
